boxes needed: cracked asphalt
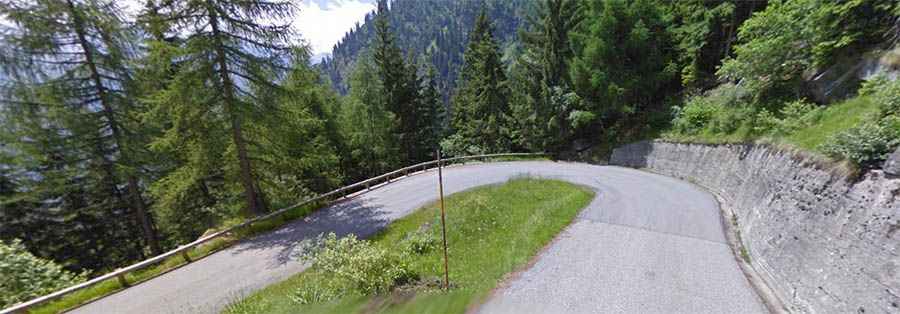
[70,161,764,314]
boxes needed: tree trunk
[66,0,161,255]
[206,0,264,216]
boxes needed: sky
[1,0,376,60]
[297,0,376,57]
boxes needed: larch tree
[147,0,296,217]
[339,56,399,181]
[0,0,162,258]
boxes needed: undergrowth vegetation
[665,77,900,169]
[0,240,86,308]
[224,178,594,314]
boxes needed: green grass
[224,178,595,314]
[29,202,323,314]
[662,94,881,154]
[784,96,880,151]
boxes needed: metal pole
[437,149,450,290]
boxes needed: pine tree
[0,0,162,259]
[147,0,296,218]
[449,9,512,154]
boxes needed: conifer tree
[514,0,583,154]
[569,0,679,141]
[339,56,399,180]
[371,0,427,163]
[417,65,447,154]
[449,9,512,154]
[147,0,296,217]
[0,0,162,258]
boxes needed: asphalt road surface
[71,161,765,314]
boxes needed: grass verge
[29,201,324,314]
[224,178,594,314]
[663,93,881,154]
[784,95,880,150]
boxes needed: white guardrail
[1,152,544,314]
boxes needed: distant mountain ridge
[318,0,528,98]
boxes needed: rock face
[610,141,900,314]
[885,147,900,176]
[806,46,900,103]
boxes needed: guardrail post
[116,272,129,288]
[181,250,192,263]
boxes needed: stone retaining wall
[610,141,899,313]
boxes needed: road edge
[629,167,789,314]
[467,182,599,314]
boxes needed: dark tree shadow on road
[227,198,391,269]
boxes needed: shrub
[708,104,756,135]
[753,108,779,134]
[671,97,721,135]
[820,117,900,168]
[0,239,86,308]
[290,279,343,305]
[300,233,416,297]
[758,100,822,136]
[872,79,900,118]
[402,229,437,255]
[670,84,755,137]
[440,133,484,157]
[858,74,891,96]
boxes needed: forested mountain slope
[319,0,527,98]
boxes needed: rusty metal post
[436,149,450,290]
[116,272,129,288]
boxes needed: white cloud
[295,0,375,55]
[0,0,372,57]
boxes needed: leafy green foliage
[718,0,898,99]
[0,239,86,308]
[669,84,757,138]
[371,0,443,164]
[338,56,401,181]
[820,118,900,168]
[401,229,438,255]
[820,79,900,167]
[152,1,295,215]
[299,233,417,298]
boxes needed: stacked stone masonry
[610,141,899,313]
